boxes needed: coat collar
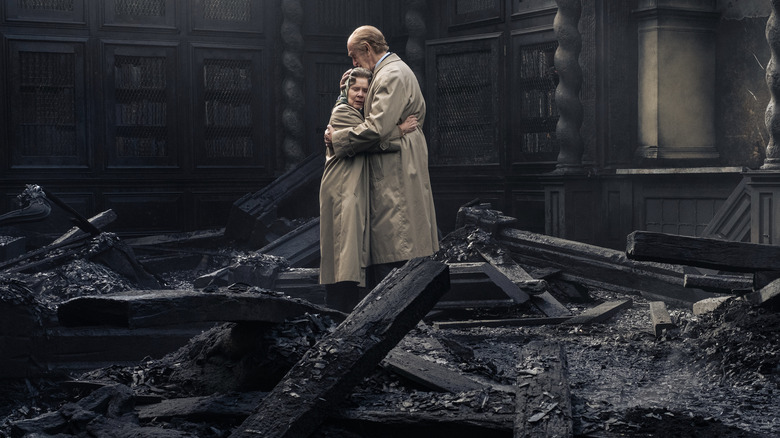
[374,52,400,75]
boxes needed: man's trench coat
[331,53,440,266]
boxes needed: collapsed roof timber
[1,176,779,437]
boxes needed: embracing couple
[319,25,439,312]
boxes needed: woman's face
[347,77,369,110]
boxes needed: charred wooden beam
[626,230,780,273]
[51,209,118,245]
[229,258,450,438]
[225,152,324,247]
[683,273,753,293]
[515,341,573,437]
[649,301,675,337]
[498,228,712,306]
[477,247,570,317]
[266,263,518,309]
[137,391,268,422]
[745,278,780,308]
[381,348,487,393]
[456,203,518,233]
[259,217,320,267]
[57,289,345,328]
[40,187,101,236]
[433,316,572,330]
[562,299,633,325]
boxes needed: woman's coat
[319,103,370,286]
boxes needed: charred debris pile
[1,176,780,437]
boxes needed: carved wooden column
[280,0,305,169]
[762,0,780,169]
[553,0,584,173]
[635,0,719,162]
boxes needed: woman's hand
[398,115,418,136]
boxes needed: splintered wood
[515,342,573,437]
[229,258,450,438]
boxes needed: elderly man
[325,25,439,288]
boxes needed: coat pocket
[369,150,401,182]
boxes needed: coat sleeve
[331,70,408,158]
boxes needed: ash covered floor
[0,225,779,437]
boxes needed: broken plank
[626,230,780,273]
[137,392,268,421]
[381,348,487,393]
[649,301,675,337]
[498,228,712,307]
[228,257,450,438]
[476,248,572,317]
[57,289,345,328]
[259,217,320,267]
[334,404,513,434]
[744,278,780,308]
[515,341,573,438]
[476,248,534,302]
[225,152,324,246]
[51,209,117,245]
[683,273,753,292]
[562,299,633,325]
[433,316,572,330]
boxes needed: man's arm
[331,71,408,158]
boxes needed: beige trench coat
[319,103,370,286]
[332,53,439,265]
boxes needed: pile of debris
[1,175,780,437]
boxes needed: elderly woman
[319,67,417,312]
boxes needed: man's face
[347,40,373,70]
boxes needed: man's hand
[324,124,334,146]
[398,115,418,136]
[339,69,352,89]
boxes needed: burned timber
[1,182,780,437]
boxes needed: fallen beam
[477,247,571,317]
[515,341,573,437]
[381,348,487,393]
[744,278,780,308]
[271,263,518,309]
[51,209,118,245]
[259,217,320,267]
[138,392,268,422]
[229,257,450,438]
[649,301,675,337]
[57,289,345,328]
[626,230,780,273]
[498,228,712,307]
[562,299,633,325]
[433,316,572,330]
[683,273,753,292]
[225,152,324,246]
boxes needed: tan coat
[319,103,370,286]
[332,53,439,264]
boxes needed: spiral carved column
[763,0,780,170]
[553,0,584,173]
[280,0,305,169]
[404,0,427,90]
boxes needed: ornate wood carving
[552,0,584,172]
[763,0,780,170]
